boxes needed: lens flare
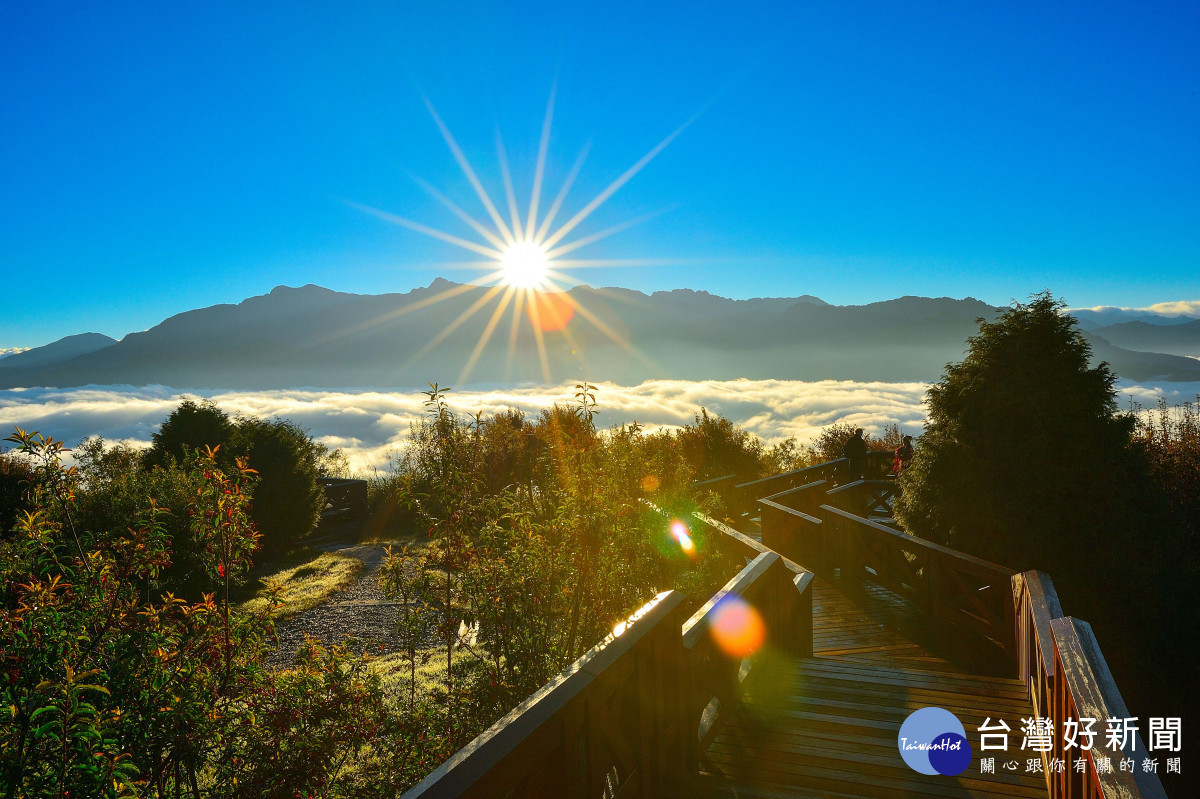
[641,474,660,492]
[670,520,695,553]
[710,596,766,657]
[526,290,575,331]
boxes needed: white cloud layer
[1074,300,1200,317]
[1,379,1195,472]
[0,348,30,359]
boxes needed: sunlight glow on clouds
[1074,300,1200,318]
[1,379,1195,472]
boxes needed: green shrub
[233,417,324,557]
[144,398,234,469]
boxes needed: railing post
[792,570,814,658]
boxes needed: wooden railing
[824,479,897,522]
[402,518,816,799]
[400,591,692,799]
[681,550,813,779]
[761,485,1016,657]
[405,468,1168,799]
[729,460,845,517]
[1013,571,1168,799]
[690,511,814,660]
[695,452,896,520]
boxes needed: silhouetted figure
[842,428,867,482]
[893,435,914,475]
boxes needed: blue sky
[3,1,1198,348]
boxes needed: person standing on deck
[893,435,914,475]
[842,428,867,482]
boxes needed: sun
[500,241,551,288]
[347,86,694,383]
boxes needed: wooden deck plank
[701,573,1047,799]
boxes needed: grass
[238,550,365,619]
[372,646,483,698]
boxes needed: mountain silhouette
[1088,319,1200,358]
[2,281,1197,389]
[0,332,117,370]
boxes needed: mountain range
[2,280,1198,390]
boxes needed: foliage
[69,437,213,592]
[376,383,737,769]
[1128,395,1200,722]
[231,418,324,556]
[0,429,409,799]
[1133,395,1200,573]
[677,408,764,482]
[144,399,234,470]
[892,293,1181,722]
[144,400,330,558]
[1,430,260,796]
[0,449,33,537]
[894,292,1148,570]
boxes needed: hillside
[2,281,1197,389]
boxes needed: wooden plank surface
[700,575,1048,799]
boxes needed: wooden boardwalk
[701,578,1048,798]
[400,469,1166,799]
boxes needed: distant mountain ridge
[2,281,1198,389]
[0,332,117,370]
[1086,319,1200,357]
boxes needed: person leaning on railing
[892,435,914,476]
[841,428,867,482]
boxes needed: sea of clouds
[1,380,1196,472]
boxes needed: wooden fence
[404,470,1169,799]
[761,487,1015,658]
[400,591,692,799]
[1013,571,1168,798]
[402,520,815,799]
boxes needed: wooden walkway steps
[700,578,1048,798]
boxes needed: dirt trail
[267,543,408,668]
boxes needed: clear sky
[3,1,1198,348]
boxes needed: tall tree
[895,292,1152,585]
[894,293,1172,714]
[145,398,234,468]
[233,417,325,556]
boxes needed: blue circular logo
[898,707,971,776]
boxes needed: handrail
[1013,571,1063,713]
[722,459,846,518]
[690,473,737,489]
[696,506,816,583]
[823,479,898,522]
[1050,617,1168,798]
[734,459,846,492]
[820,504,1016,656]
[690,510,815,660]
[680,549,814,775]
[400,591,690,799]
[1013,571,1167,799]
[820,504,1012,575]
[404,472,1169,798]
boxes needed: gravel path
[267,543,413,668]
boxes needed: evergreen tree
[145,398,235,468]
[234,417,325,555]
[895,292,1148,581]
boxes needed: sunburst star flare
[353,90,694,383]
